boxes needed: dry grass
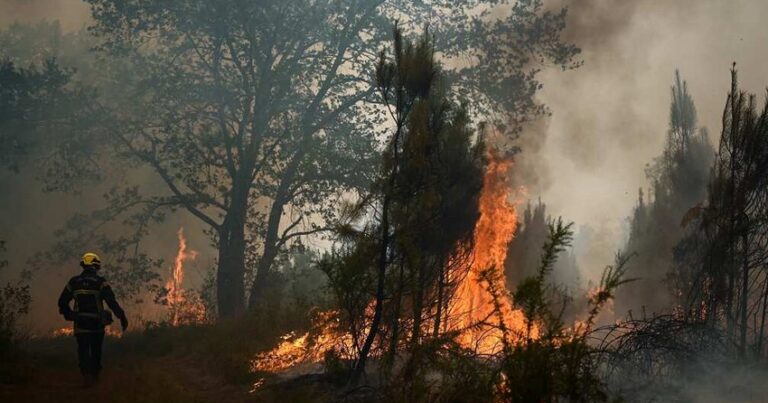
[0,313,294,402]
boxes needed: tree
[616,70,713,317]
[0,59,101,183]
[0,241,31,360]
[324,26,485,385]
[673,66,768,360]
[34,0,581,318]
[505,198,580,290]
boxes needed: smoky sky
[526,0,768,280]
[0,0,89,31]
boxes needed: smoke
[0,168,213,334]
[0,0,90,31]
[0,3,224,333]
[519,0,768,282]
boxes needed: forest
[1,1,767,402]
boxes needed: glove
[120,317,129,332]
[63,311,76,321]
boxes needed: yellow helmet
[81,252,102,268]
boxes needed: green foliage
[258,247,332,331]
[505,200,582,308]
[0,240,33,383]
[0,58,101,183]
[0,22,166,304]
[512,218,573,339]
[589,253,636,323]
[318,236,378,361]
[489,220,632,402]
[0,21,94,73]
[0,280,31,359]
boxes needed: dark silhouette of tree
[673,66,768,360]
[0,23,170,303]
[331,27,485,385]
[505,198,580,291]
[0,241,31,360]
[617,70,713,317]
[0,60,100,183]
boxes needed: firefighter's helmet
[80,252,102,268]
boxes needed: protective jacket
[58,268,126,334]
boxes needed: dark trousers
[75,332,105,376]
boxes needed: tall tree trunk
[433,257,446,338]
[248,151,302,309]
[350,190,391,385]
[727,66,740,342]
[410,265,425,350]
[248,196,286,309]
[739,232,749,358]
[387,257,406,367]
[757,276,768,358]
[216,176,250,318]
[350,116,404,384]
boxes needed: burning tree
[333,27,491,384]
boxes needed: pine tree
[617,71,713,317]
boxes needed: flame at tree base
[251,310,357,373]
[252,152,530,374]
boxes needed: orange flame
[52,327,74,337]
[251,310,357,374]
[51,326,123,338]
[449,152,530,353]
[251,151,528,372]
[166,227,205,326]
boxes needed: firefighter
[57,252,128,386]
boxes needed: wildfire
[449,153,530,353]
[251,310,357,373]
[251,151,527,373]
[52,327,74,337]
[166,227,205,326]
[51,326,123,338]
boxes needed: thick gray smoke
[519,0,768,283]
